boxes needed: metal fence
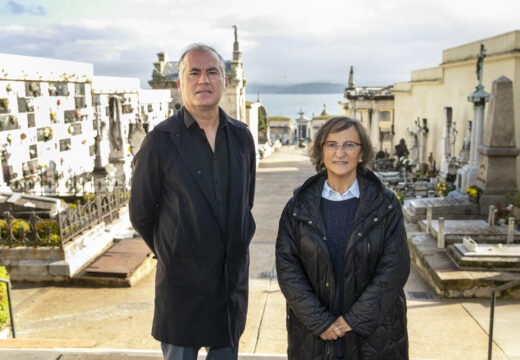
[0,188,129,248]
[488,278,520,360]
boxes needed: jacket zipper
[302,218,337,303]
[367,241,372,279]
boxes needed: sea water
[245,93,344,119]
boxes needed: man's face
[177,50,227,113]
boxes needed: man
[129,44,256,360]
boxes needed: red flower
[57,99,61,105]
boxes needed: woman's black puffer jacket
[276,171,410,360]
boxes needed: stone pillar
[419,119,428,167]
[476,76,520,213]
[507,217,515,244]
[426,205,432,234]
[456,86,490,192]
[488,205,496,227]
[372,110,380,150]
[440,108,451,178]
[437,217,445,249]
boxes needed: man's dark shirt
[184,108,230,233]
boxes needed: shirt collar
[322,178,360,201]
[183,107,226,129]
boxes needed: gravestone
[448,239,520,270]
[418,219,520,244]
[403,196,480,223]
[476,76,520,213]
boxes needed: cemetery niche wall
[0,54,171,284]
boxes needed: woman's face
[322,126,363,183]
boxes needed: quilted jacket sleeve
[276,201,336,337]
[344,194,410,337]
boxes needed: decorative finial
[232,25,238,42]
[348,66,355,89]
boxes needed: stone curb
[0,348,289,360]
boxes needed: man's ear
[224,77,228,91]
[177,78,181,91]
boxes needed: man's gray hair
[178,44,226,84]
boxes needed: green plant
[37,220,61,246]
[81,194,96,205]
[258,108,267,132]
[0,266,11,329]
[0,219,30,241]
[505,192,520,208]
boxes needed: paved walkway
[2,146,520,360]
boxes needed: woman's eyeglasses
[322,141,361,154]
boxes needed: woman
[276,117,410,360]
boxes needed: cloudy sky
[1,0,518,88]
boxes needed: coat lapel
[168,112,218,214]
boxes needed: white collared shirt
[321,179,360,201]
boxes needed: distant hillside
[247,82,344,94]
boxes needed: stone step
[85,238,151,278]
[0,349,289,360]
[0,338,96,348]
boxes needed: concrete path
[2,146,519,360]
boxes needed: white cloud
[0,0,519,87]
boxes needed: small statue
[476,43,486,86]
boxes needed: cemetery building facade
[0,53,171,195]
[393,30,520,186]
[340,66,395,154]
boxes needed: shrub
[0,219,30,242]
[505,192,520,208]
[0,266,10,329]
[37,220,61,246]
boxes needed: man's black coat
[129,108,256,348]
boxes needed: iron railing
[0,188,129,248]
[488,278,520,360]
[0,278,15,338]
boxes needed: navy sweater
[320,197,359,358]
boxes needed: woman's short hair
[309,116,374,175]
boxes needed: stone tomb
[418,219,520,244]
[448,237,520,270]
[407,231,520,298]
[403,197,480,223]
